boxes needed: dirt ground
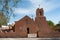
[0,38,60,40]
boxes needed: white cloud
[13,0,60,17]
[10,0,60,24]
[14,8,31,14]
[29,0,60,13]
[13,0,60,15]
[30,0,43,5]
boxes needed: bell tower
[35,8,51,35]
[36,8,44,17]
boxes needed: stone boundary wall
[0,31,60,38]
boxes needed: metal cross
[39,4,40,8]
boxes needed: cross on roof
[39,4,40,8]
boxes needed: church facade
[0,8,60,38]
[14,8,52,37]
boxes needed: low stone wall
[38,31,60,38]
[0,32,27,38]
[0,32,16,38]
[0,31,60,38]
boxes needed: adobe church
[0,7,60,38]
[14,8,52,37]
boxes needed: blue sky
[9,0,60,25]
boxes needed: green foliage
[0,0,20,22]
[47,20,60,31]
[47,20,55,29]
[55,21,60,29]
[0,12,7,25]
[53,21,60,32]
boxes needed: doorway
[27,28,29,34]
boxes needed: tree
[47,20,55,29]
[0,12,7,25]
[55,21,60,28]
[0,0,20,23]
[54,21,60,32]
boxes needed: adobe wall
[0,30,60,38]
[14,16,38,37]
[38,30,60,38]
